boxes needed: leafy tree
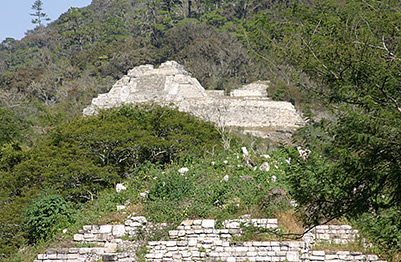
[248,0,401,257]
[0,108,29,146]
[163,20,251,89]
[30,0,50,26]
[54,104,221,175]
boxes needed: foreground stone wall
[308,251,382,262]
[146,240,304,262]
[83,61,304,139]
[306,225,359,245]
[73,216,147,244]
[34,247,105,262]
[34,217,386,262]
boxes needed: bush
[55,104,221,176]
[24,194,75,243]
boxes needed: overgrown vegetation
[7,140,295,262]
[249,1,401,258]
[1,0,401,261]
[0,104,221,257]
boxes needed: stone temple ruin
[83,61,304,139]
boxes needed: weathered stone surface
[83,61,304,139]
[104,243,118,253]
[36,215,385,262]
[230,81,269,97]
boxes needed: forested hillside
[1,0,400,261]
[0,0,299,123]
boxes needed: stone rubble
[34,216,386,262]
[83,61,304,140]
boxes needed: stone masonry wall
[83,61,304,139]
[230,81,269,98]
[306,225,359,245]
[34,217,386,262]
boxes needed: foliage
[30,0,50,26]
[24,194,75,243]
[0,0,279,125]
[246,0,401,258]
[0,108,29,146]
[162,20,251,89]
[54,104,221,175]
[3,0,401,259]
[0,105,221,257]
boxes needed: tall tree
[248,0,401,257]
[30,0,50,26]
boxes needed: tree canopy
[247,0,401,254]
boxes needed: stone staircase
[34,216,386,262]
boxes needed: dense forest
[1,0,400,261]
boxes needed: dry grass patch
[275,209,304,235]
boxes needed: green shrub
[24,194,75,243]
[354,207,401,259]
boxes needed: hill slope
[1,0,401,261]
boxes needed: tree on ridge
[31,0,51,26]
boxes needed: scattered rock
[117,205,126,211]
[297,146,311,161]
[243,156,255,167]
[116,183,127,193]
[259,162,270,172]
[241,147,249,156]
[132,216,147,224]
[140,190,149,198]
[178,167,189,174]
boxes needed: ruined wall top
[230,80,269,97]
[126,61,190,77]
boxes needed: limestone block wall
[145,240,305,262]
[176,97,303,129]
[73,216,147,244]
[205,90,225,97]
[308,251,385,262]
[222,218,278,229]
[33,247,105,262]
[167,218,278,241]
[230,81,269,98]
[145,218,302,262]
[103,252,134,262]
[306,225,359,244]
[34,217,386,262]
